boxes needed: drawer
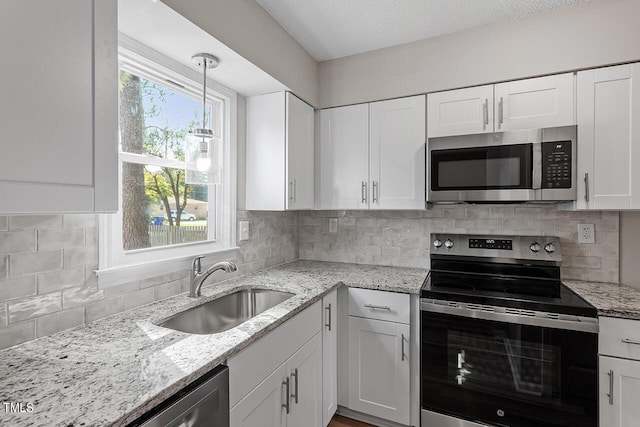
[348,288,410,324]
[599,316,640,360]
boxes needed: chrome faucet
[189,256,237,298]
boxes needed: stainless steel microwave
[428,126,577,203]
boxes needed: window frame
[97,37,237,288]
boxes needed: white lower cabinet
[230,363,288,427]
[229,297,334,427]
[287,334,323,427]
[599,316,640,427]
[322,289,338,426]
[599,356,640,427]
[346,288,411,425]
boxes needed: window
[98,41,237,286]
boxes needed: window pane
[119,70,216,159]
[121,162,209,251]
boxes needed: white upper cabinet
[575,63,640,210]
[246,92,314,210]
[494,73,575,131]
[317,95,426,210]
[427,85,494,137]
[370,96,426,210]
[0,0,118,213]
[427,73,575,138]
[316,104,370,210]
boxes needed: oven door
[421,306,597,427]
[429,142,538,202]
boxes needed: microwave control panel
[542,141,572,189]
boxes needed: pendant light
[185,52,221,185]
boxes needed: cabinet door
[494,73,575,131]
[576,64,640,210]
[230,363,287,427]
[286,93,315,210]
[599,356,640,427]
[347,317,410,425]
[246,92,287,210]
[316,105,370,209]
[288,333,323,427]
[322,290,338,427]
[427,85,493,137]
[0,0,117,213]
[370,95,426,210]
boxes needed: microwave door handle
[532,143,542,190]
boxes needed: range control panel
[469,238,512,250]
[431,233,562,262]
[542,140,572,189]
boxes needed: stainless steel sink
[159,289,295,334]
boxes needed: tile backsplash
[0,210,297,350]
[298,205,619,283]
[0,205,619,349]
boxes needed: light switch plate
[239,220,250,241]
[578,224,595,244]
[329,218,338,233]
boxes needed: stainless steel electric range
[420,234,598,427]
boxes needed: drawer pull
[364,304,391,311]
[622,338,640,346]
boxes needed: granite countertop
[0,260,426,427]
[564,280,640,320]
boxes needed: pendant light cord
[202,61,207,129]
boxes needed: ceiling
[255,0,591,61]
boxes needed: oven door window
[431,144,532,191]
[421,311,597,427]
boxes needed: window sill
[96,246,239,289]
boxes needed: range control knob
[544,243,556,254]
[433,239,443,248]
[530,242,541,253]
[444,239,454,249]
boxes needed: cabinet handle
[325,303,332,331]
[361,181,367,204]
[401,333,406,361]
[372,181,378,204]
[289,181,294,202]
[482,99,489,130]
[584,173,590,203]
[498,97,504,128]
[607,369,614,405]
[622,338,640,345]
[293,179,297,203]
[282,377,290,413]
[291,368,299,404]
[364,304,391,311]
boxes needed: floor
[329,415,375,427]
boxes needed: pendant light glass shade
[185,53,221,185]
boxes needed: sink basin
[159,289,295,334]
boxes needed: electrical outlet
[578,224,595,244]
[239,220,250,241]
[329,218,338,233]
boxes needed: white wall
[162,0,318,106]
[317,0,640,108]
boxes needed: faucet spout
[189,258,237,298]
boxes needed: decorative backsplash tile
[0,205,619,349]
[0,210,298,349]
[298,205,619,283]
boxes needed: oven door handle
[420,299,599,333]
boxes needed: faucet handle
[192,255,205,274]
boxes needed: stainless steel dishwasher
[129,365,229,427]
